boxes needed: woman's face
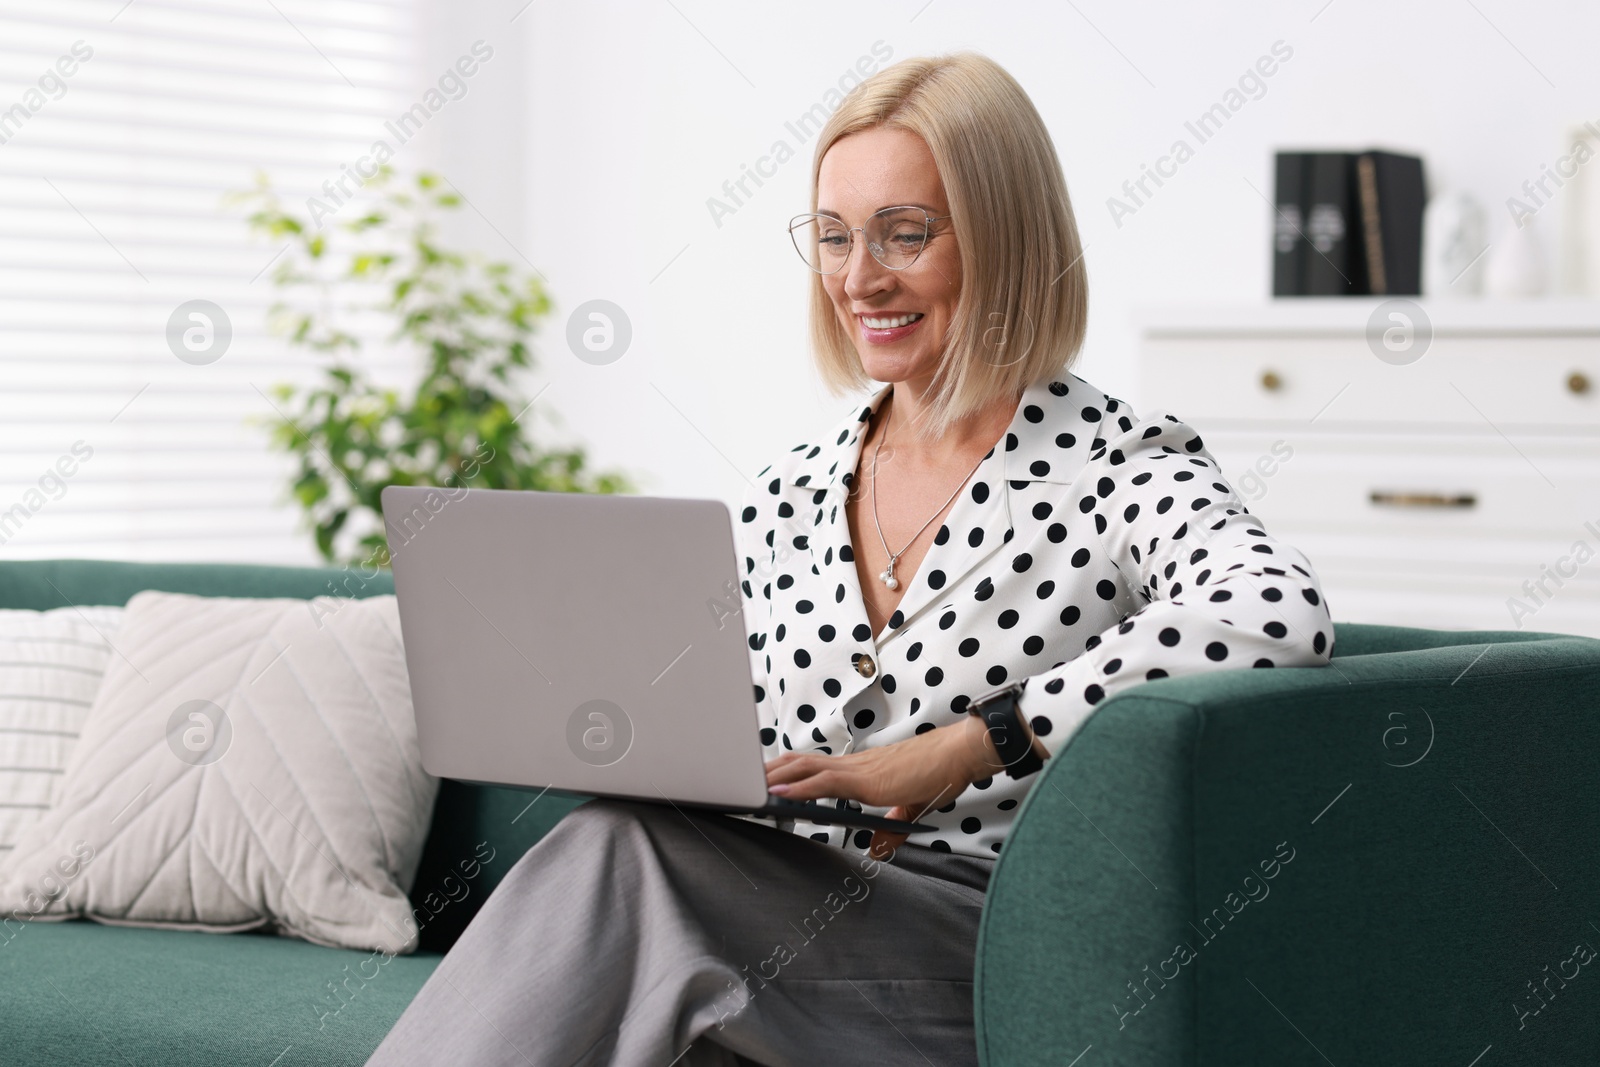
[815,127,961,389]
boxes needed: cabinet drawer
[1198,428,1600,549]
[1141,336,1600,429]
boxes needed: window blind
[0,0,421,563]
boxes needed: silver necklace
[867,404,991,591]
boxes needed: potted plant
[232,166,630,567]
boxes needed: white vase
[1423,190,1489,296]
[1484,216,1549,298]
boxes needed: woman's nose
[841,237,893,300]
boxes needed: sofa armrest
[975,630,1600,1066]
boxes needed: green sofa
[1,560,1596,1066]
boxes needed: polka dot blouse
[734,372,1336,860]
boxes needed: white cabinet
[1137,300,1600,638]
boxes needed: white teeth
[862,313,924,329]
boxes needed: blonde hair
[805,52,1089,441]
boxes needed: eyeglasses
[787,205,953,275]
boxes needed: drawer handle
[1571,371,1592,395]
[1369,490,1477,509]
[1260,370,1283,391]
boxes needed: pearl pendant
[879,567,898,590]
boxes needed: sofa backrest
[0,559,586,952]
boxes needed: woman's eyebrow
[815,202,941,220]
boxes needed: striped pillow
[0,606,123,868]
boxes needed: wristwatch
[966,681,1046,779]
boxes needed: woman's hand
[764,714,1004,859]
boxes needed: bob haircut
[805,52,1089,442]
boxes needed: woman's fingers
[768,765,846,802]
[763,752,804,772]
[869,806,912,859]
[765,752,834,786]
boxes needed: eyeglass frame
[786,205,955,275]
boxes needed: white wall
[407,0,1600,516]
[9,0,1593,561]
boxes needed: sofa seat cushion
[0,920,440,1066]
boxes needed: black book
[1355,150,1426,295]
[1303,152,1363,295]
[1272,152,1309,296]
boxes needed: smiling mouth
[859,312,924,329]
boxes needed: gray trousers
[365,798,995,1067]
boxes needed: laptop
[380,485,933,835]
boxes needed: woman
[367,51,1334,1067]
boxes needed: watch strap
[968,683,1044,779]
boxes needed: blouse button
[855,653,877,678]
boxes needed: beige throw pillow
[0,591,436,954]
